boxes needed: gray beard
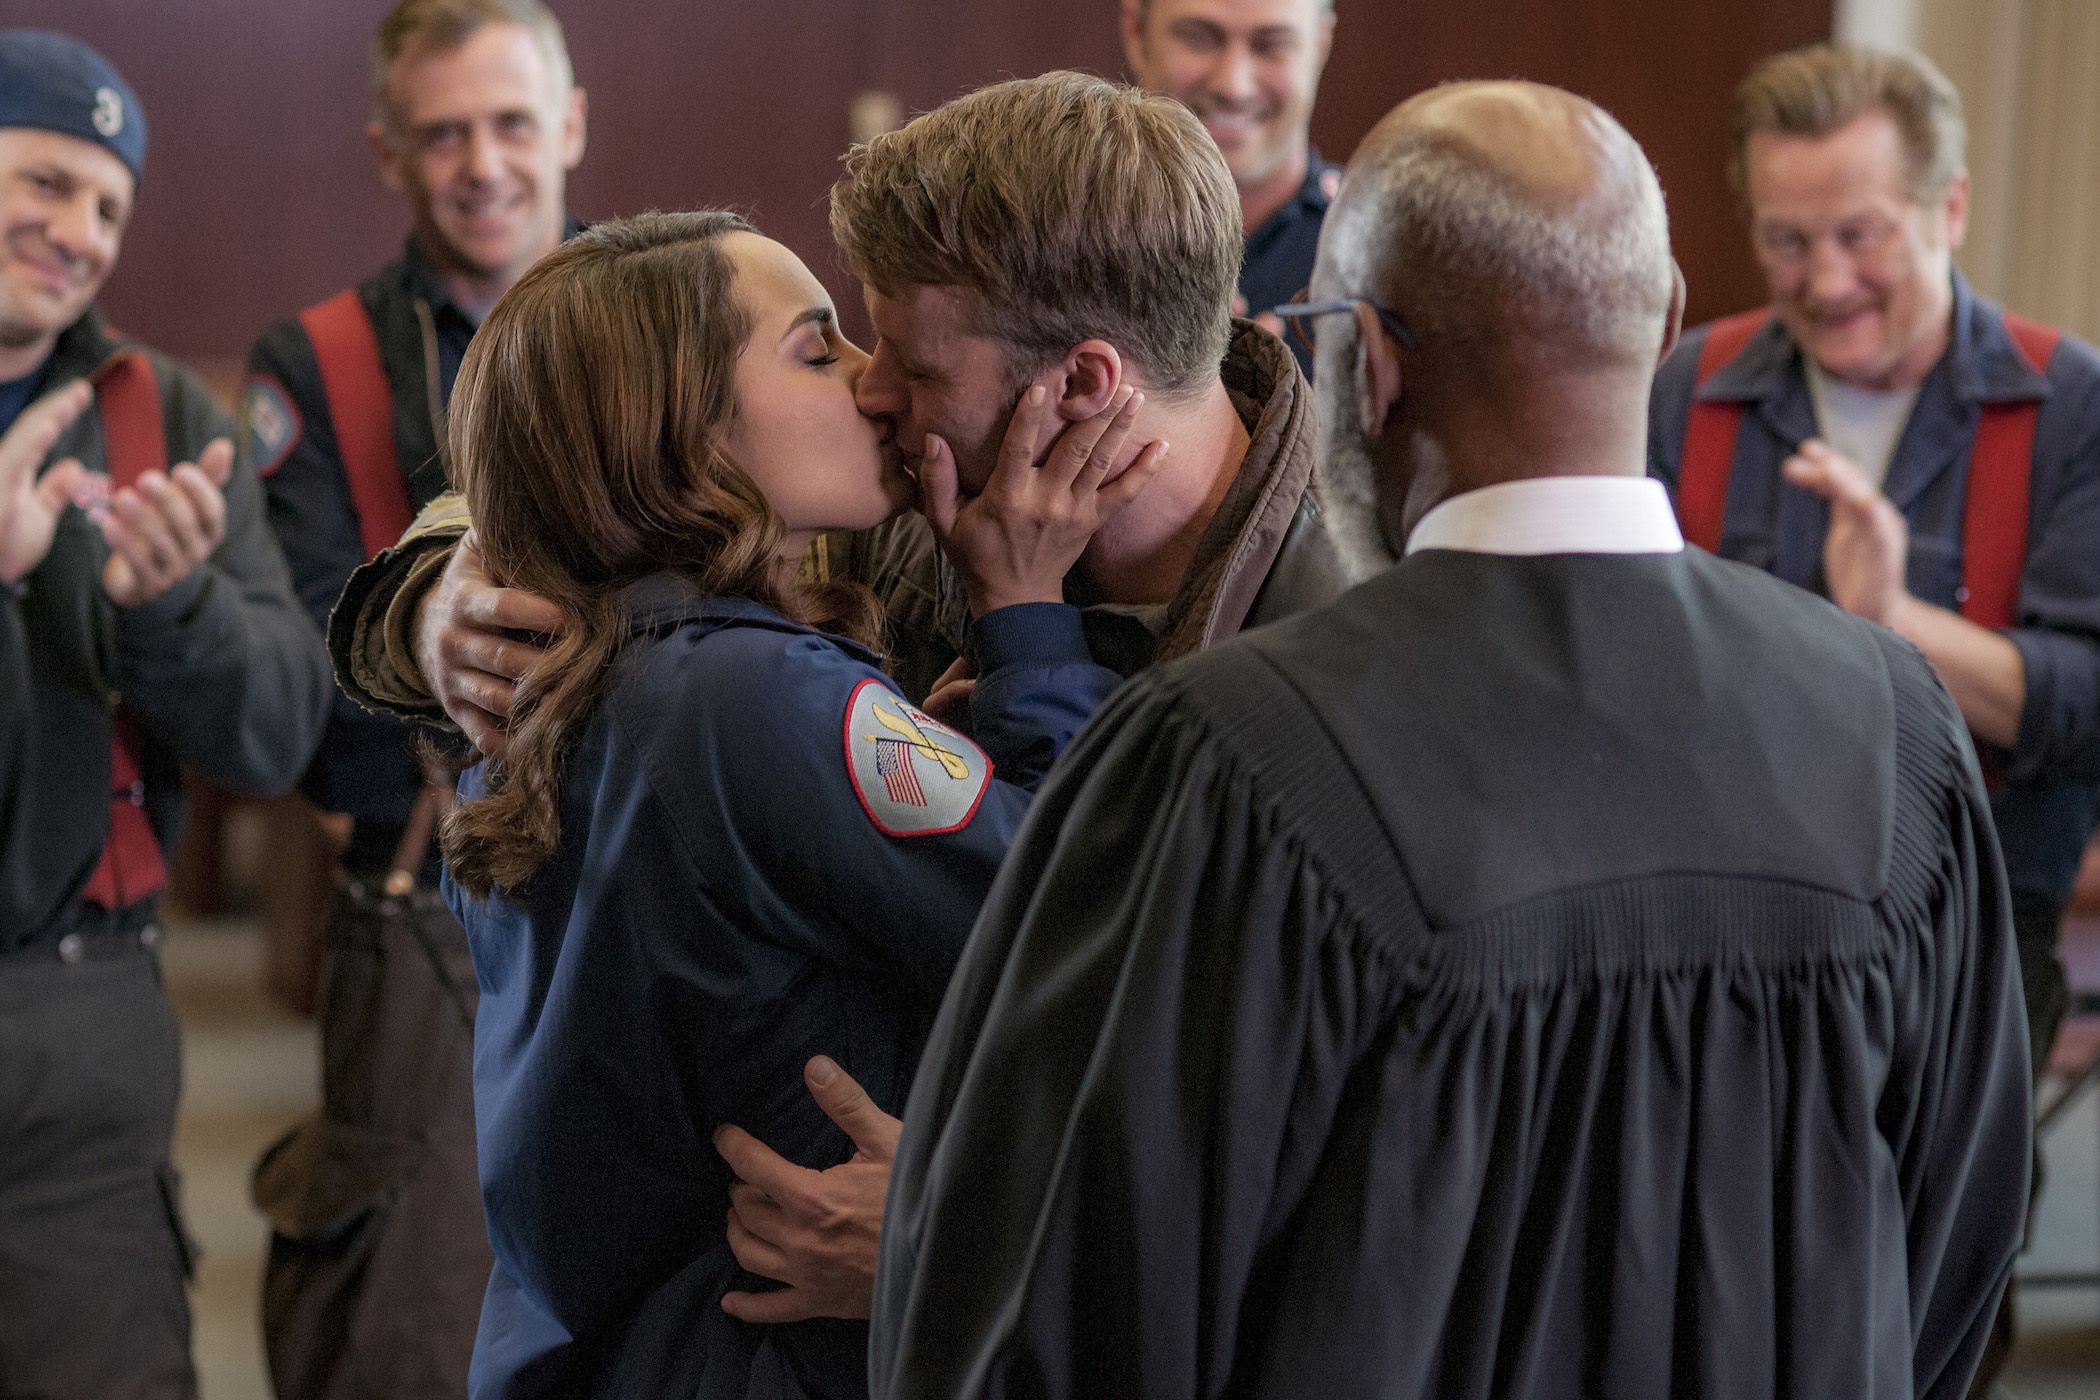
[1316,408,1400,583]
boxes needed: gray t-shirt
[1805,357,1922,492]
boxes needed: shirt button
[139,924,161,950]
[58,934,84,964]
[1956,586,1971,603]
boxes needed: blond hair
[372,0,573,134]
[831,70,1241,398]
[1730,43,1965,205]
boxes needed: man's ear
[562,87,589,170]
[1658,259,1687,369]
[1942,169,1971,254]
[1119,0,1148,74]
[1056,341,1125,422]
[1351,302,1402,438]
[369,120,406,194]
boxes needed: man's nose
[1804,237,1858,306]
[461,122,505,183]
[855,353,903,417]
[1210,42,1261,103]
[42,193,106,267]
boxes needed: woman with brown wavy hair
[438,211,1159,1399]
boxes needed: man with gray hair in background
[871,80,2030,1400]
[238,3,584,1394]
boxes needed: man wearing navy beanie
[0,30,330,1399]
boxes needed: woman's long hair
[441,210,882,901]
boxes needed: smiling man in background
[1121,0,1337,371]
[0,29,330,1398]
[1647,46,2100,1389]
[236,2,585,1394]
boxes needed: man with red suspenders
[242,0,583,873]
[234,1,584,1393]
[0,30,332,1398]
[1648,44,2100,1388]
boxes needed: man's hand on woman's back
[714,1056,901,1323]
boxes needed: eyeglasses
[1270,291,1417,356]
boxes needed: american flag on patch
[875,739,927,807]
[70,470,113,528]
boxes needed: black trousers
[0,934,196,1400]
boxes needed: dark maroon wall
[12,0,1826,378]
[1309,0,1834,330]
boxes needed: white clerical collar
[1405,475,1685,557]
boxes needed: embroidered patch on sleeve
[241,374,303,477]
[843,677,992,837]
[69,470,113,527]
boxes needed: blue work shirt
[1649,273,2100,905]
[1238,149,1341,379]
[448,576,1118,1400]
[0,357,48,434]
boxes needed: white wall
[1834,0,1919,49]
[1917,0,2100,343]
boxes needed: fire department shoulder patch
[241,373,303,477]
[843,678,992,837]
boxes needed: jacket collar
[618,573,883,667]
[1156,319,1322,659]
[402,214,584,323]
[49,304,134,384]
[1248,148,1339,243]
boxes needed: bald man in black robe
[870,82,2031,1400]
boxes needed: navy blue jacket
[1239,150,1341,379]
[1649,274,2100,904]
[447,579,1119,1400]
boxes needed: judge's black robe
[871,547,2032,1400]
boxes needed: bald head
[1308,83,1680,571]
[1321,81,1675,367]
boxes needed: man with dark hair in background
[1121,0,1338,372]
[237,1,584,1392]
[1646,45,2100,1385]
[872,79,2030,1400]
[0,29,330,1397]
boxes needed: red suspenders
[1964,314,2062,629]
[82,351,170,910]
[1674,307,2064,632]
[299,289,415,563]
[1675,309,1772,555]
[78,292,416,912]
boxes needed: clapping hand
[101,438,234,607]
[0,381,93,586]
[1782,438,1910,626]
